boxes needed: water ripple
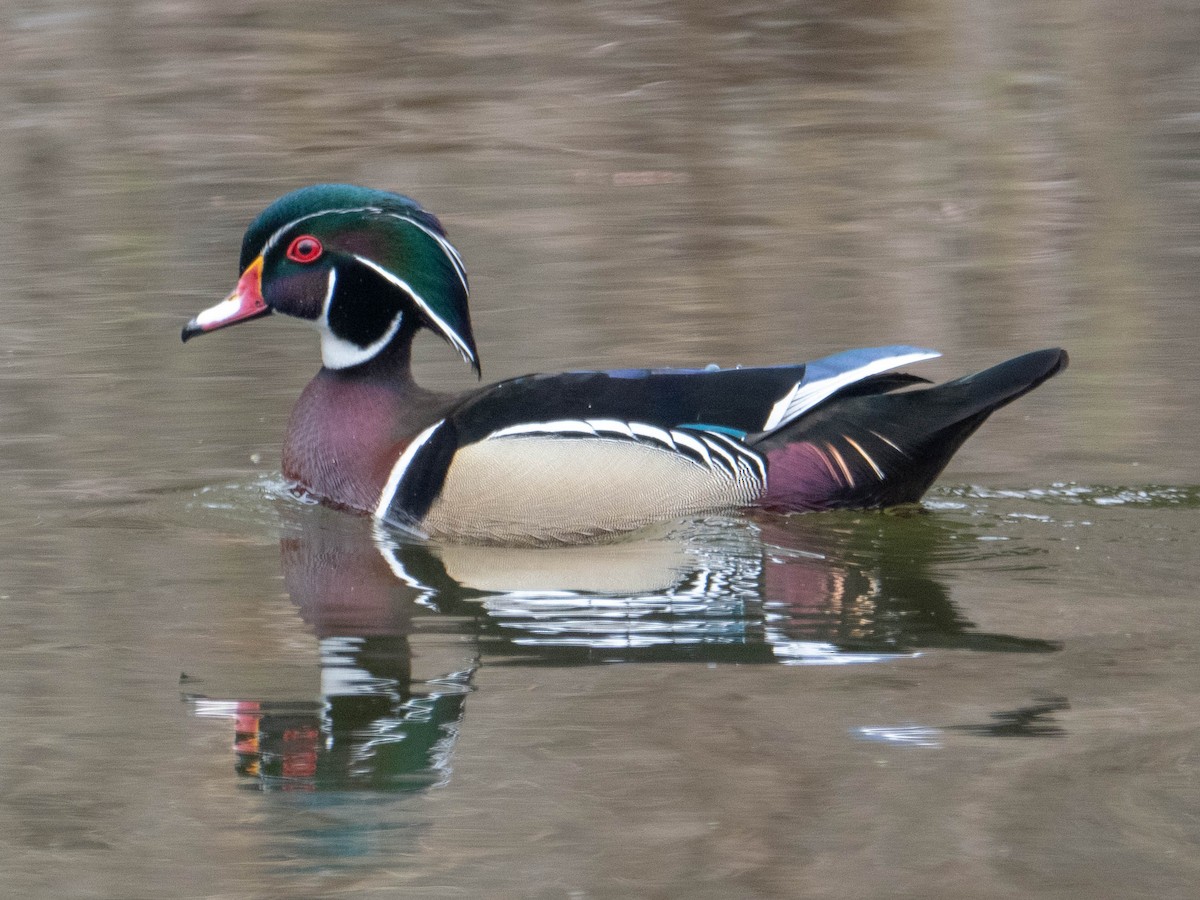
[936,483,1200,509]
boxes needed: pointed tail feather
[754,348,1068,510]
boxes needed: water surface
[3,2,1200,897]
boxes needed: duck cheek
[263,270,328,321]
[318,304,405,370]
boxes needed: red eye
[286,235,323,263]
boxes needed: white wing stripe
[584,418,636,439]
[704,430,768,483]
[628,422,677,451]
[484,419,766,486]
[491,420,598,438]
[762,349,941,433]
[670,430,714,468]
[701,436,740,476]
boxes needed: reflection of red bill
[181,256,269,341]
[280,725,319,779]
[234,703,262,756]
[229,700,319,780]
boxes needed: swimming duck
[183,184,1067,545]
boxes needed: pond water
[3,2,1200,897]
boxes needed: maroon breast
[282,371,437,514]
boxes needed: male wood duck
[183,184,1068,545]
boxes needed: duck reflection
[191,510,476,792]
[392,511,1061,663]
[190,505,1059,791]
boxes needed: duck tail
[753,348,1068,511]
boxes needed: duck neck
[326,323,419,383]
[282,328,449,513]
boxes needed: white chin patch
[318,314,403,369]
[316,266,404,370]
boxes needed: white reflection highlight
[854,725,942,748]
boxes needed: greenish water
[3,2,1200,897]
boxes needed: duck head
[183,184,479,374]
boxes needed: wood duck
[183,184,1068,545]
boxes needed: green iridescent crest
[243,184,478,372]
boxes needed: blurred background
[8,0,1199,485]
[2,2,1199,897]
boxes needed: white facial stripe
[315,267,405,370]
[352,254,475,366]
[262,206,468,296]
[318,308,407,371]
[263,205,382,254]
[418,223,469,294]
[252,203,472,367]
[375,420,445,523]
[320,266,338,318]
